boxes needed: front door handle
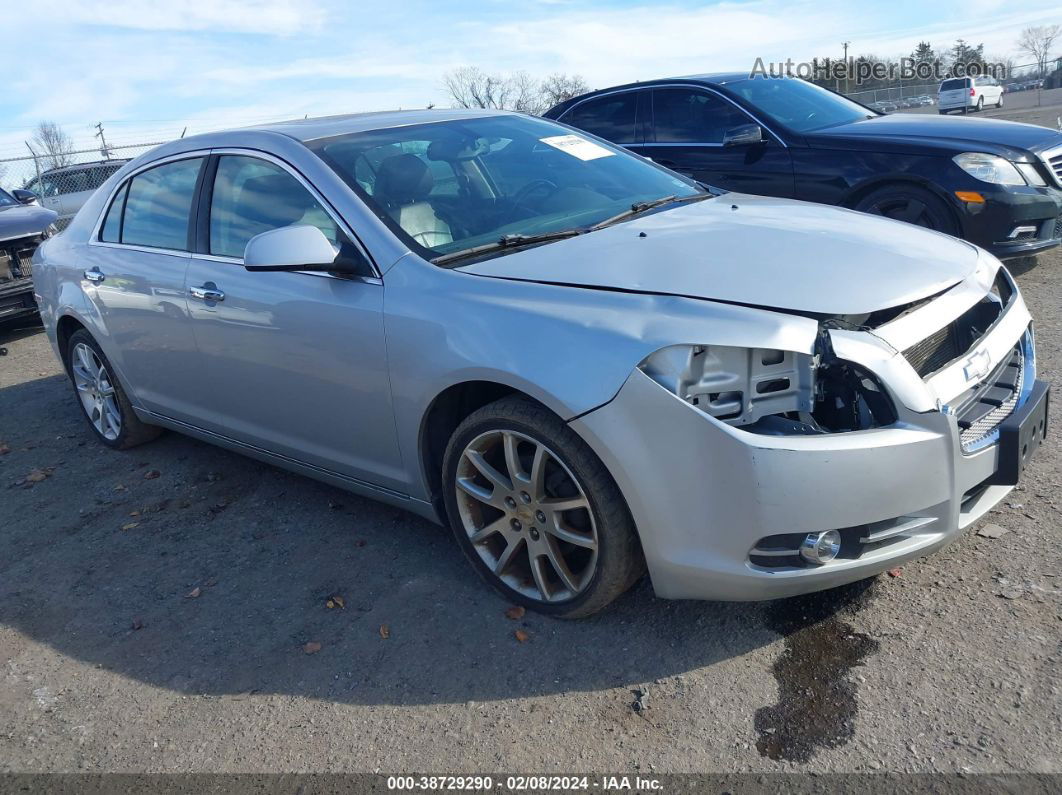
[83,268,105,283]
[189,284,225,302]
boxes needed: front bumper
[570,277,1042,601]
[950,179,1062,260]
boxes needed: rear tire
[442,396,645,618]
[853,184,959,236]
[65,329,162,450]
[996,94,1003,109]
[976,96,984,112]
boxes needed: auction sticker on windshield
[540,134,615,161]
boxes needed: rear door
[644,86,794,196]
[561,90,645,148]
[939,78,969,109]
[84,155,204,419]
[182,152,403,490]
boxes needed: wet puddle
[755,579,880,762]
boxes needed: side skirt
[135,408,442,525]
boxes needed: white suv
[938,76,1003,114]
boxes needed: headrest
[238,174,316,227]
[374,154,433,204]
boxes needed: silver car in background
[23,159,128,229]
[32,110,1048,617]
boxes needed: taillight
[969,88,976,96]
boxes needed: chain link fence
[843,60,1061,107]
[0,141,167,229]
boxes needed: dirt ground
[1,122,1060,776]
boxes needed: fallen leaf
[505,606,526,620]
[131,618,144,631]
[379,624,390,639]
[0,444,10,455]
[326,599,335,609]
[113,484,127,492]
[144,470,161,480]
[204,577,218,588]
[185,587,201,599]
[25,469,50,483]
[121,522,139,531]
[325,595,345,610]
[303,641,322,654]
[978,523,1009,539]
[514,629,530,643]
[129,510,140,517]
[887,568,903,578]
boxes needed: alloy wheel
[71,342,122,441]
[863,196,940,230]
[454,429,598,603]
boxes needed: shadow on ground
[0,354,880,711]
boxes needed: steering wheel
[505,179,560,222]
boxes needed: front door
[637,87,795,197]
[183,153,403,491]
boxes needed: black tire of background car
[853,185,959,237]
[65,329,162,450]
[442,395,645,619]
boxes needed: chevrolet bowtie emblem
[962,349,991,382]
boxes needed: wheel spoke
[76,345,99,378]
[898,199,926,224]
[468,515,509,544]
[543,538,579,593]
[541,495,588,513]
[528,445,548,500]
[465,449,513,493]
[456,476,496,506]
[547,518,597,549]
[502,432,527,486]
[493,536,524,575]
[529,555,552,600]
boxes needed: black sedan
[544,74,1062,259]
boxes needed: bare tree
[30,121,75,170]
[1017,25,1061,77]
[442,66,514,110]
[540,73,591,109]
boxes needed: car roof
[543,72,765,116]
[243,107,513,142]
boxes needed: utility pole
[95,122,111,159]
[843,41,851,95]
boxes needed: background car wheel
[442,396,644,618]
[853,185,958,236]
[976,96,984,112]
[65,329,161,450]
[996,94,1003,108]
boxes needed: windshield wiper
[589,191,714,231]
[433,228,585,266]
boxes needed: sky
[1,0,1059,159]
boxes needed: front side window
[208,155,340,258]
[565,93,638,143]
[652,88,754,143]
[121,158,203,250]
[309,114,701,262]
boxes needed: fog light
[799,530,841,565]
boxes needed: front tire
[65,329,161,449]
[853,184,959,236]
[976,96,984,112]
[442,396,644,618]
[996,94,1003,108]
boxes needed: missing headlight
[640,340,896,434]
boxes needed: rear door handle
[189,284,225,302]
[83,268,105,283]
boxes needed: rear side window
[940,78,969,91]
[652,88,753,143]
[99,184,127,243]
[57,169,90,195]
[208,155,339,258]
[120,158,203,250]
[565,92,638,143]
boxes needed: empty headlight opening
[639,331,897,435]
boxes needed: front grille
[0,236,41,282]
[956,343,1024,452]
[901,271,1010,378]
[1044,145,1062,187]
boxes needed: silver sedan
[33,109,1047,617]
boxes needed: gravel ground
[1,121,1060,776]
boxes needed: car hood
[0,203,58,240]
[457,194,979,316]
[807,114,1062,159]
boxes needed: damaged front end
[638,321,897,437]
[0,232,48,323]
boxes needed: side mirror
[12,189,38,205]
[722,124,764,147]
[243,225,365,274]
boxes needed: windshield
[725,76,874,132]
[307,114,702,262]
[0,188,17,207]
